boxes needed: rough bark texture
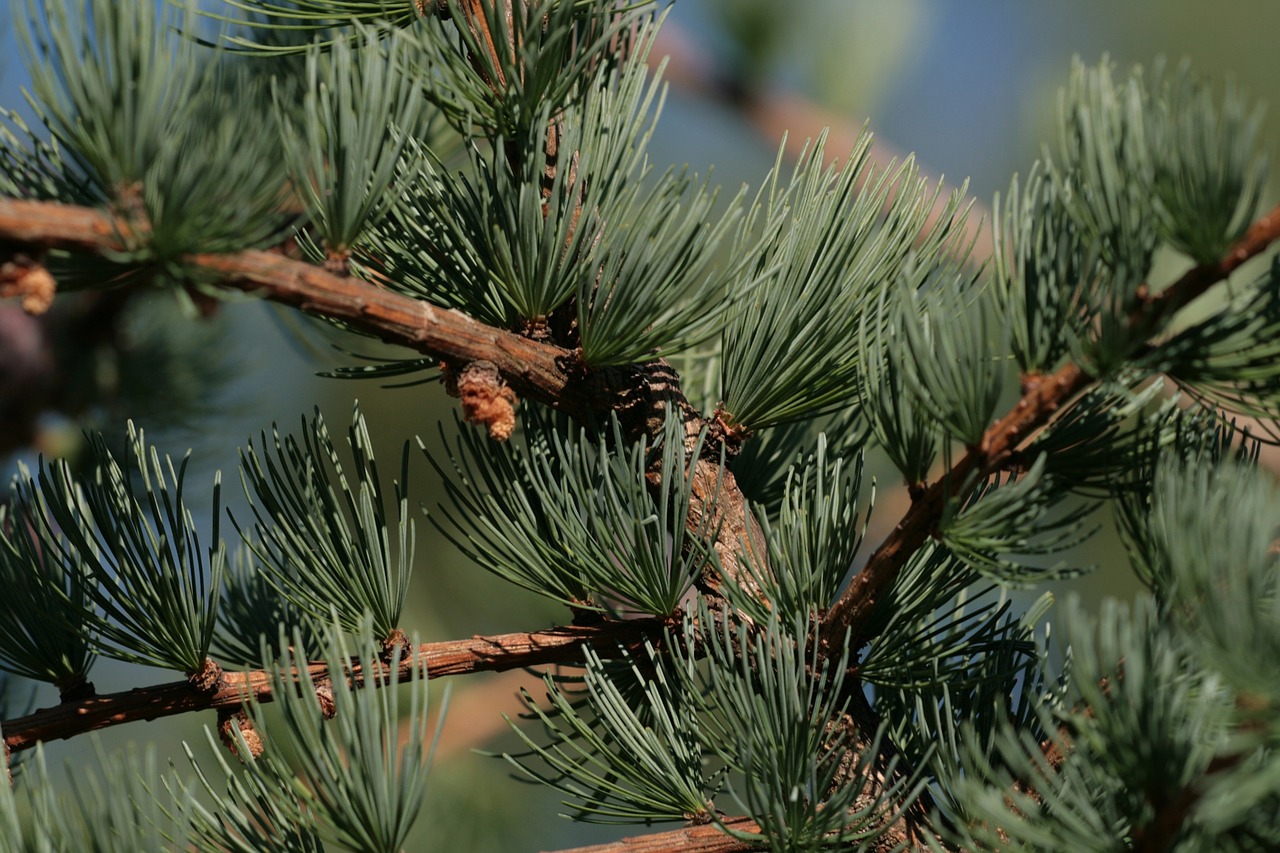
[2,619,663,753]
[551,817,761,853]
[821,199,1280,655]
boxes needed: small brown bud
[314,681,338,719]
[217,707,264,760]
[0,259,56,315]
[381,628,410,660]
[188,657,224,693]
[454,360,518,441]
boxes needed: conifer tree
[1,1,1279,851]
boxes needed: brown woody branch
[0,196,763,592]
[191,249,575,403]
[823,361,1089,652]
[550,817,760,853]
[1143,206,1280,323]
[0,199,710,442]
[2,618,663,754]
[0,197,578,406]
[822,200,1280,653]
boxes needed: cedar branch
[0,197,576,407]
[2,618,663,753]
[0,195,763,592]
[823,200,1280,653]
[549,817,760,853]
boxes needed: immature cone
[450,360,518,441]
[0,255,56,315]
[314,681,338,719]
[217,707,264,759]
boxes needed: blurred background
[2,1,1279,849]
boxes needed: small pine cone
[454,360,518,441]
[217,707,264,760]
[0,259,56,315]
[314,681,337,719]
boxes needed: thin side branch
[823,201,1280,652]
[825,362,1088,652]
[0,198,576,406]
[0,196,764,591]
[548,817,760,853]
[2,618,663,753]
[1143,205,1280,322]
[193,249,573,403]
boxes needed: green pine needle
[0,471,97,689]
[196,618,438,853]
[235,405,414,640]
[27,424,224,674]
[17,0,294,264]
[939,454,1098,585]
[724,433,870,626]
[276,26,438,261]
[427,405,718,616]
[502,639,716,825]
[720,134,973,431]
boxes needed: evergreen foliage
[0,1,1278,851]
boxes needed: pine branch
[0,197,578,405]
[549,810,912,853]
[0,196,768,592]
[0,199,716,446]
[548,817,760,853]
[823,200,1280,652]
[1,618,663,753]
[1142,204,1280,323]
